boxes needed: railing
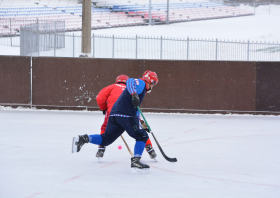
[224,2,280,14]
[0,19,37,47]
[0,19,65,47]
[19,32,280,61]
[20,20,65,56]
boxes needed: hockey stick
[137,107,177,163]
[121,135,133,157]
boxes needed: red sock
[145,138,152,147]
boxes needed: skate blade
[72,137,79,153]
[98,157,101,163]
[153,158,158,162]
[131,167,150,174]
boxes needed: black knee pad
[135,129,149,143]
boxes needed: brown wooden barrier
[141,60,257,113]
[31,57,143,109]
[1,55,279,114]
[0,55,31,104]
[32,57,258,113]
[256,62,280,112]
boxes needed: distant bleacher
[0,0,80,8]
[95,0,210,8]
[112,1,223,12]
[0,0,254,35]
[111,2,254,23]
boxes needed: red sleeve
[96,84,115,111]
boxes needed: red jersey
[96,83,126,112]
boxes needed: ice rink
[1,109,280,198]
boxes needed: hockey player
[95,74,157,160]
[72,71,159,173]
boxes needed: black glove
[132,93,140,108]
[140,120,150,133]
[102,109,107,115]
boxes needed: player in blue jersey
[72,70,159,173]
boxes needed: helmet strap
[144,81,150,90]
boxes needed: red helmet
[143,70,151,76]
[116,74,129,84]
[142,70,158,86]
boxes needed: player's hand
[103,109,107,115]
[140,120,150,133]
[132,93,140,108]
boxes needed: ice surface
[0,5,280,197]
[0,109,280,198]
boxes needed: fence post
[136,34,137,59]
[92,33,94,58]
[215,38,218,60]
[166,0,170,24]
[112,34,114,58]
[54,33,56,57]
[10,18,12,46]
[30,55,32,108]
[187,37,189,60]
[73,34,75,57]
[37,18,40,57]
[149,0,152,25]
[54,21,56,57]
[44,25,46,52]
[30,31,33,104]
[29,29,32,56]
[160,36,162,59]
[247,40,250,61]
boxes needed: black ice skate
[145,144,157,161]
[96,146,106,162]
[131,157,150,174]
[72,134,89,153]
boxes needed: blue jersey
[110,78,146,117]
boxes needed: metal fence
[20,20,65,56]
[92,35,280,61]
[0,19,39,47]
[20,33,278,61]
[225,2,280,15]
[0,19,65,47]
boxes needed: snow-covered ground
[88,7,280,42]
[1,5,280,56]
[0,108,280,198]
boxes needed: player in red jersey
[95,74,157,160]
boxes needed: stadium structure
[0,0,254,35]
